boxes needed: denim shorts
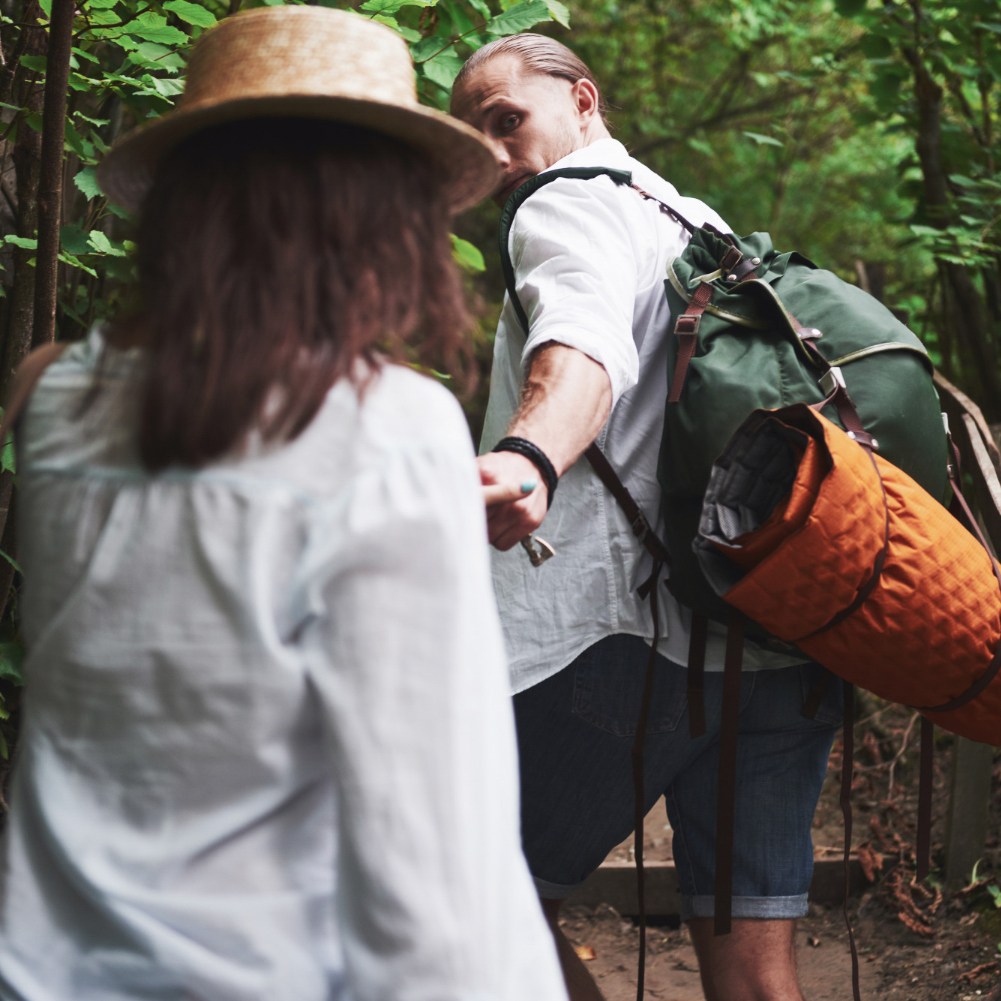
[513,633,842,921]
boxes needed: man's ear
[572,77,601,125]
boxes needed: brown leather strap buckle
[675,314,701,335]
[819,366,846,396]
[631,511,651,544]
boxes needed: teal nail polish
[521,479,538,493]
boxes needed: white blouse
[0,329,567,1001]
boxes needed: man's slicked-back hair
[452,34,606,120]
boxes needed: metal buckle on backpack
[819,366,846,396]
[631,511,652,545]
[675,314,701,335]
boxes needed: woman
[0,8,567,1000]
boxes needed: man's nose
[489,136,512,169]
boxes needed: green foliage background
[0,0,998,756]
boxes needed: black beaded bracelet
[492,436,559,509]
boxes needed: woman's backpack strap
[0,342,69,446]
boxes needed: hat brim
[96,94,501,214]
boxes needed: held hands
[479,451,549,550]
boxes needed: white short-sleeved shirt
[480,138,804,694]
[0,329,568,1001]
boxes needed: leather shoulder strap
[0,342,69,447]
[498,166,633,334]
[584,443,670,566]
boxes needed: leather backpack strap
[583,443,670,567]
[0,342,69,446]
[498,166,634,335]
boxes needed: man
[451,35,842,1001]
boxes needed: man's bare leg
[688,918,802,1001]
[541,898,606,1001]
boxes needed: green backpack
[499,166,947,637]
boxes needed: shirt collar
[544,138,632,173]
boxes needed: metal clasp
[819,366,846,396]
[675,314,701,336]
[521,535,555,568]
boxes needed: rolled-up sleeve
[294,414,568,1001]
[509,175,640,406]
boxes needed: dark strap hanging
[916,718,935,881]
[713,614,743,936]
[840,682,862,1001]
[687,613,708,738]
[630,558,663,1001]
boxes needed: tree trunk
[903,45,1001,420]
[0,9,46,614]
[31,0,73,349]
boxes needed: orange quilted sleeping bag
[694,403,1001,745]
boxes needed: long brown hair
[121,117,472,471]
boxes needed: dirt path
[559,903,881,1000]
[568,700,1001,1001]
[559,900,1001,1001]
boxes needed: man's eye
[499,113,520,132]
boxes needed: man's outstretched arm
[479,343,612,550]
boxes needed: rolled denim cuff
[682,893,809,923]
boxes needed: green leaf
[19,54,47,73]
[127,11,188,45]
[988,884,1001,909]
[450,234,485,272]
[743,130,784,147]
[38,0,51,17]
[163,0,217,27]
[544,0,569,27]
[421,49,463,90]
[360,0,435,13]
[467,0,491,16]
[374,15,420,41]
[0,430,13,474]
[859,33,892,59]
[74,166,103,203]
[60,224,92,256]
[64,121,95,160]
[486,0,550,35]
[834,0,866,15]
[0,639,24,685]
[59,252,99,277]
[0,547,21,575]
[4,236,37,250]
[87,230,127,256]
[411,36,444,61]
[687,136,714,157]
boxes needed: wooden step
[567,856,863,916]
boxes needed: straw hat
[97,6,500,213]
